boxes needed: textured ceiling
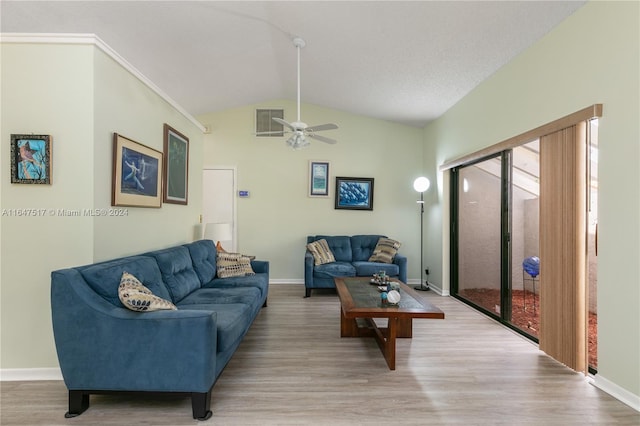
[0,1,586,127]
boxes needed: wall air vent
[255,109,284,137]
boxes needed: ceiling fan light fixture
[286,133,310,150]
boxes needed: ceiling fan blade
[272,117,295,131]
[305,123,339,132]
[308,133,337,144]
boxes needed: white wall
[0,39,204,369]
[424,1,639,402]
[198,100,425,282]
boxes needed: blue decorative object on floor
[523,256,540,278]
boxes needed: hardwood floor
[2,284,638,425]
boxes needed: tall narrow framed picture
[309,160,330,197]
[335,177,374,210]
[112,133,163,208]
[10,134,52,184]
[163,124,189,205]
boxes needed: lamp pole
[413,177,430,291]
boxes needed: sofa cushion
[203,272,269,298]
[118,272,177,312]
[312,235,352,262]
[353,261,400,278]
[184,240,217,285]
[313,261,356,279]
[145,246,201,303]
[177,286,261,307]
[216,252,255,278]
[368,237,401,263]
[177,303,252,352]
[79,256,170,307]
[306,239,336,265]
[351,234,385,261]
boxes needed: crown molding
[0,33,205,132]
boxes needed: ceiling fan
[258,37,338,149]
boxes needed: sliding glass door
[452,144,540,340]
[452,154,506,320]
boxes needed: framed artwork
[163,124,189,205]
[309,160,330,197]
[10,134,52,184]
[112,133,163,208]
[335,177,374,210]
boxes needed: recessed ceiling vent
[255,109,284,137]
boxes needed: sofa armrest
[394,254,408,284]
[304,251,315,288]
[250,259,269,274]
[51,269,217,393]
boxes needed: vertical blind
[539,122,587,373]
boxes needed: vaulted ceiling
[1,1,586,127]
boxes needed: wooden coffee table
[335,277,444,370]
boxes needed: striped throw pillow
[368,238,401,264]
[307,239,336,265]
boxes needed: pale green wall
[0,41,204,369]
[424,1,639,398]
[92,49,203,260]
[1,43,95,369]
[198,100,425,281]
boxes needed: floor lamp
[413,177,430,291]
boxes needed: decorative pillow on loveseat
[368,237,401,264]
[118,271,177,312]
[217,252,256,278]
[306,238,336,265]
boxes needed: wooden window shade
[539,123,587,373]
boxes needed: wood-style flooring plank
[1,284,638,425]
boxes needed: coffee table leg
[340,308,358,337]
[385,317,397,370]
[371,317,397,370]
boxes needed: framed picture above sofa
[163,123,189,205]
[112,133,163,208]
[335,176,374,210]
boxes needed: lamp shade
[203,222,232,242]
[413,176,430,193]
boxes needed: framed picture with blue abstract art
[112,133,163,208]
[10,134,52,184]
[309,160,330,197]
[163,123,189,205]
[335,176,374,210]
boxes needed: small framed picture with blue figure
[335,176,374,210]
[10,134,52,184]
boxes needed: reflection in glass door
[455,154,503,317]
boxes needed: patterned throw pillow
[306,239,336,265]
[118,272,177,312]
[217,252,256,278]
[368,238,401,264]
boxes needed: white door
[202,168,236,252]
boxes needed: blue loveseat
[50,239,268,420]
[304,235,407,297]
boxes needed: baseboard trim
[1,368,63,382]
[592,374,640,412]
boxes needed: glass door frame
[450,150,539,343]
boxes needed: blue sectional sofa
[304,235,407,297]
[50,239,269,420]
